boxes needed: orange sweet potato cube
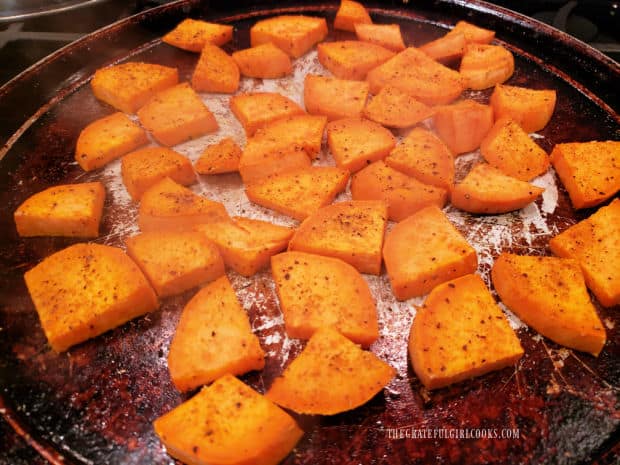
[75,112,148,171]
[334,0,372,32]
[490,84,557,133]
[409,274,523,390]
[240,146,311,184]
[138,83,218,146]
[162,19,233,52]
[327,117,395,172]
[229,92,305,136]
[250,15,328,58]
[191,44,240,94]
[154,375,303,465]
[289,200,388,275]
[550,140,620,209]
[549,199,620,307]
[138,177,229,232]
[121,147,195,201]
[91,62,179,114]
[304,74,369,121]
[383,205,477,300]
[24,243,158,352]
[167,277,264,392]
[363,85,434,128]
[460,44,514,90]
[433,99,493,155]
[317,40,394,80]
[14,182,105,238]
[245,166,350,220]
[419,32,467,62]
[194,137,242,175]
[354,23,406,52]
[232,43,292,79]
[446,20,495,44]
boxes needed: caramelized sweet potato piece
[230,92,305,136]
[450,163,544,214]
[154,374,303,465]
[250,15,328,58]
[266,327,395,414]
[317,40,394,80]
[363,85,434,128]
[191,44,240,94]
[272,251,379,346]
[460,44,514,90]
[409,274,523,390]
[383,205,477,300]
[232,43,292,79]
[492,253,606,356]
[334,0,372,32]
[354,23,406,52]
[304,74,369,121]
[91,62,178,114]
[162,19,233,52]
[490,84,557,133]
[419,32,467,62]
[432,99,493,155]
[351,161,447,222]
[289,200,388,275]
[24,243,158,352]
[446,20,495,44]
[14,182,105,238]
[245,166,349,220]
[549,199,620,307]
[326,117,396,172]
[75,112,148,171]
[167,277,264,392]
[121,146,196,201]
[194,138,242,175]
[550,140,620,209]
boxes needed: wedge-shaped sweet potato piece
[351,161,448,222]
[419,32,467,62]
[24,243,158,352]
[121,147,196,201]
[167,277,264,391]
[91,62,178,114]
[490,84,556,133]
[138,177,229,232]
[138,83,218,146]
[550,140,620,209]
[240,147,311,184]
[14,182,105,238]
[317,40,394,81]
[195,217,293,277]
[480,117,550,181]
[363,85,434,128]
[246,166,349,221]
[191,44,240,94]
[272,251,378,346]
[460,44,514,90]
[492,253,606,356]
[383,205,477,300]
[250,15,328,58]
[162,19,233,52]
[327,117,396,172]
[266,327,394,414]
[433,99,493,155]
[289,200,387,274]
[366,47,463,106]
[334,0,372,32]
[304,74,369,121]
[409,274,523,390]
[75,112,148,171]
[451,164,544,214]
[355,23,406,52]
[126,231,224,298]
[230,92,305,136]
[549,199,620,307]
[385,127,455,190]
[194,137,241,175]
[446,20,495,44]
[154,374,303,465]
[232,43,292,79]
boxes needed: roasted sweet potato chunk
[162,19,233,52]
[14,182,105,238]
[289,200,388,275]
[250,15,328,58]
[272,251,379,346]
[191,44,240,94]
[230,92,305,136]
[433,99,493,155]
[24,243,158,352]
[490,84,557,133]
[446,20,495,44]
[317,40,394,80]
[167,277,264,392]
[154,374,303,465]
[232,43,292,79]
[354,23,406,52]
[492,253,606,356]
[266,327,394,415]
[409,274,523,390]
[363,85,434,129]
[91,62,178,114]
[550,140,620,209]
[460,44,514,90]
[334,0,372,32]
[549,199,620,307]
[75,112,148,171]
[383,205,477,300]
[194,138,242,175]
[245,166,349,220]
[304,74,369,121]
[419,32,467,62]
